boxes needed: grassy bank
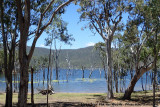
[0,91,160,107]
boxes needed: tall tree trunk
[14,72,16,93]
[145,72,148,91]
[153,61,157,107]
[153,30,157,107]
[120,77,122,93]
[43,68,45,87]
[31,67,34,107]
[89,66,94,78]
[81,66,85,79]
[115,71,118,93]
[141,77,144,91]
[5,69,12,107]
[0,0,15,106]
[55,55,59,80]
[130,69,133,79]
[54,45,59,80]
[106,40,113,99]
[47,43,52,107]
[18,58,29,107]
[99,68,102,78]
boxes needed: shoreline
[0,91,160,107]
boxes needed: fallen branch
[38,87,55,95]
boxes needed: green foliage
[94,42,106,58]
[77,0,128,39]
[30,55,49,71]
[45,18,74,46]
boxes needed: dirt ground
[0,91,160,107]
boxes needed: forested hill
[28,46,102,68]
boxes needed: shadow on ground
[10,102,96,107]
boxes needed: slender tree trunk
[145,72,148,91]
[130,69,133,79]
[82,66,85,78]
[47,43,52,107]
[153,31,157,107]
[103,63,107,80]
[153,66,157,107]
[31,67,34,107]
[123,77,125,92]
[115,71,118,93]
[50,67,52,85]
[43,68,45,87]
[89,66,94,78]
[55,56,59,80]
[47,66,49,107]
[151,72,153,85]
[99,68,102,78]
[141,77,144,91]
[106,40,113,99]
[14,72,16,93]
[0,0,16,106]
[120,77,122,93]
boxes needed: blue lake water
[0,69,152,93]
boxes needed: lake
[0,69,152,93]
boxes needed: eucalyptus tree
[0,0,18,106]
[112,37,122,93]
[122,0,160,100]
[78,0,127,99]
[45,17,73,81]
[145,1,160,106]
[15,0,74,106]
[94,42,107,79]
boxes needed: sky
[27,2,128,49]
[27,3,104,49]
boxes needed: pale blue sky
[27,3,128,49]
[27,3,103,49]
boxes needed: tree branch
[94,19,107,40]
[40,0,74,35]
[28,0,74,61]
[111,12,122,41]
[35,0,55,39]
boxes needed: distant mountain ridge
[27,46,102,68]
[0,45,102,68]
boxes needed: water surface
[0,69,152,93]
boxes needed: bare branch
[95,19,108,40]
[35,0,55,38]
[111,12,122,40]
[92,21,107,40]
[42,0,55,16]
[28,29,37,36]
[138,26,155,53]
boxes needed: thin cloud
[86,42,95,47]
[39,44,45,48]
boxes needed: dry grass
[0,91,160,107]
